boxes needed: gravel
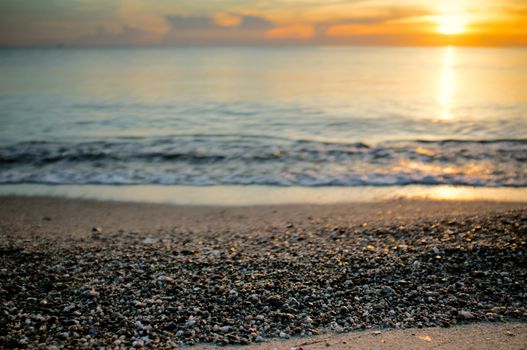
[0,209,526,348]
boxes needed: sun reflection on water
[390,159,492,177]
[436,46,457,121]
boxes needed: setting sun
[437,14,468,35]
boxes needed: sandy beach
[0,197,526,348]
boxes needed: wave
[413,138,527,145]
[0,136,525,187]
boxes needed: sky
[0,0,526,47]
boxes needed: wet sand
[196,322,527,350]
[0,197,526,348]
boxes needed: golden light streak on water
[436,46,457,121]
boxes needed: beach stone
[1,204,525,347]
[379,286,396,297]
[459,310,475,319]
[185,318,197,327]
[157,275,173,282]
[132,339,144,347]
[268,295,283,307]
[279,331,290,339]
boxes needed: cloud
[165,14,274,31]
[162,14,275,45]
[91,6,432,46]
[318,6,432,38]
[238,15,275,30]
[267,25,315,39]
[0,0,120,46]
[165,16,218,31]
[76,25,149,46]
[213,13,242,27]
[320,5,430,27]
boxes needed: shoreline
[1,197,526,348]
[1,184,527,206]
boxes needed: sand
[0,196,526,348]
[196,322,527,350]
[1,196,525,244]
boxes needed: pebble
[1,209,525,347]
[185,318,197,327]
[157,275,173,282]
[88,326,97,336]
[379,286,396,297]
[459,310,475,319]
[132,339,144,347]
[279,331,290,339]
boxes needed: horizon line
[1,43,526,49]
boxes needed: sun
[437,14,467,35]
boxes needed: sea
[0,47,526,204]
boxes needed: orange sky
[0,0,526,47]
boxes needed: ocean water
[0,47,526,187]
